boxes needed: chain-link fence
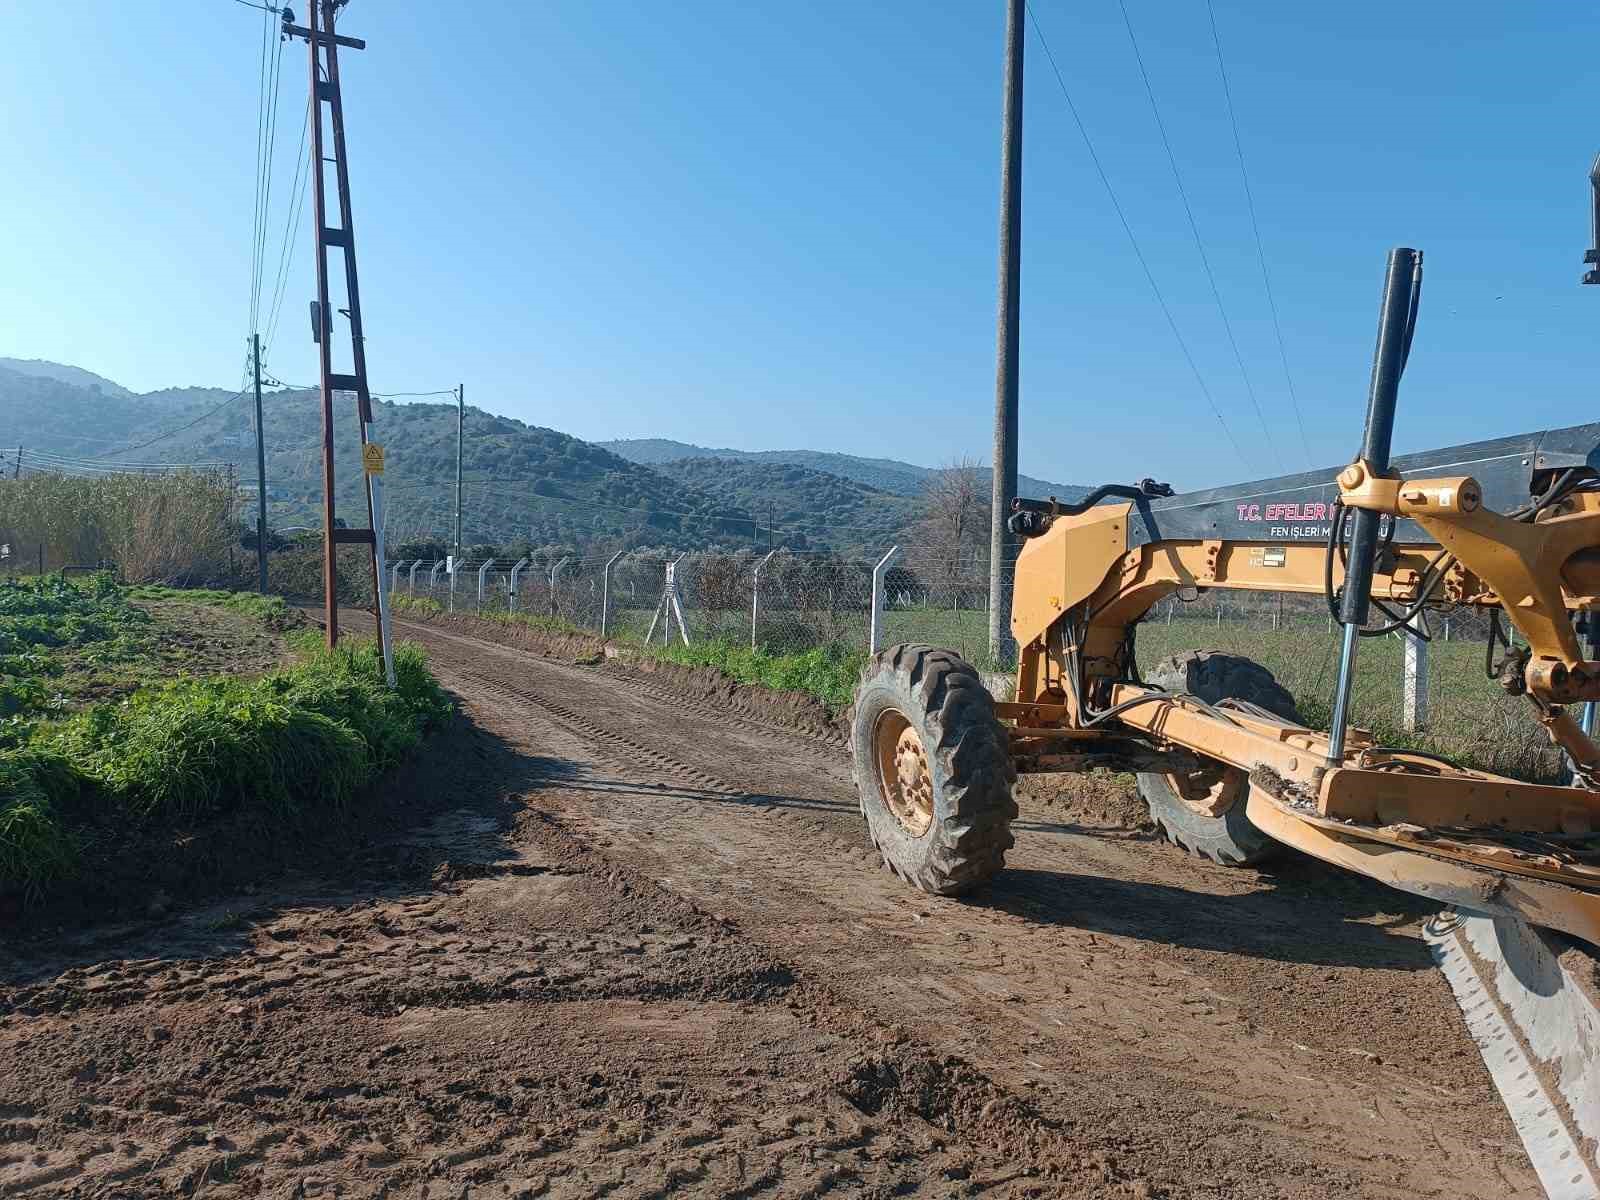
[382,551,1572,779]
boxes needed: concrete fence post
[869,545,901,656]
[408,559,422,596]
[508,557,529,612]
[1403,627,1429,731]
[550,556,569,619]
[600,550,623,638]
[751,549,777,653]
[388,561,400,596]
[668,555,689,645]
[476,559,496,613]
[429,560,445,599]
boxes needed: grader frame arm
[998,217,1600,949]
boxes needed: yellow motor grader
[852,247,1600,950]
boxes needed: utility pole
[251,333,268,593]
[287,0,395,683]
[455,383,464,562]
[988,0,1024,668]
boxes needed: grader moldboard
[852,247,1600,1186]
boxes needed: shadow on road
[983,863,1436,971]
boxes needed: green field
[1,576,451,906]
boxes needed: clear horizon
[4,3,1597,492]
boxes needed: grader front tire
[1137,650,1300,867]
[851,645,1017,895]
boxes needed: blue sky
[2,2,1596,491]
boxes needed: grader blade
[1244,783,1600,947]
[1426,913,1600,1200]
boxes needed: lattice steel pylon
[284,0,394,683]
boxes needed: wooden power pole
[455,383,464,563]
[251,333,268,593]
[987,0,1024,668]
[286,0,395,683]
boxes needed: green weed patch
[126,584,296,629]
[648,640,864,710]
[0,638,451,905]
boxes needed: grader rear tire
[1137,650,1299,867]
[851,644,1017,895]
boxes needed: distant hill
[0,366,903,555]
[654,458,916,551]
[0,358,134,399]
[0,361,1089,556]
[598,438,1088,503]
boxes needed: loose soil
[0,611,1540,1198]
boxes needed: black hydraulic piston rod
[1327,247,1423,764]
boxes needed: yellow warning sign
[362,443,385,475]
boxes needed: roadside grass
[648,641,864,710]
[0,575,452,906]
[392,594,586,638]
[126,584,298,629]
[390,594,862,710]
[1,638,450,904]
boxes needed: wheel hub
[874,713,934,836]
[1165,764,1245,817]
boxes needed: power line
[18,448,239,470]
[257,29,287,337]
[247,1,273,338]
[1205,0,1313,469]
[1115,0,1279,472]
[262,95,312,359]
[89,390,250,460]
[1025,2,1247,468]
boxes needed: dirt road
[0,615,1537,1198]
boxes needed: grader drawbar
[852,247,1600,1184]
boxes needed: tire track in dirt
[2,721,1134,1198]
[379,614,1540,1199]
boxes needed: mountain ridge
[1,362,1089,556]
[598,437,1088,502]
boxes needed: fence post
[408,559,421,596]
[508,557,529,612]
[1403,627,1429,731]
[600,550,623,638]
[448,557,458,613]
[549,556,569,618]
[751,549,777,653]
[869,545,901,656]
[389,561,400,596]
[476,559,495,613]
[668,555,689,645]
[429,560,445,598]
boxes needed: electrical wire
[262,97,311,361]
[1025,2,1248,471]
[247,2,273,338]
[88,391,250,460]
[1116,0,1279,472]
[1205,0,1312,470]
